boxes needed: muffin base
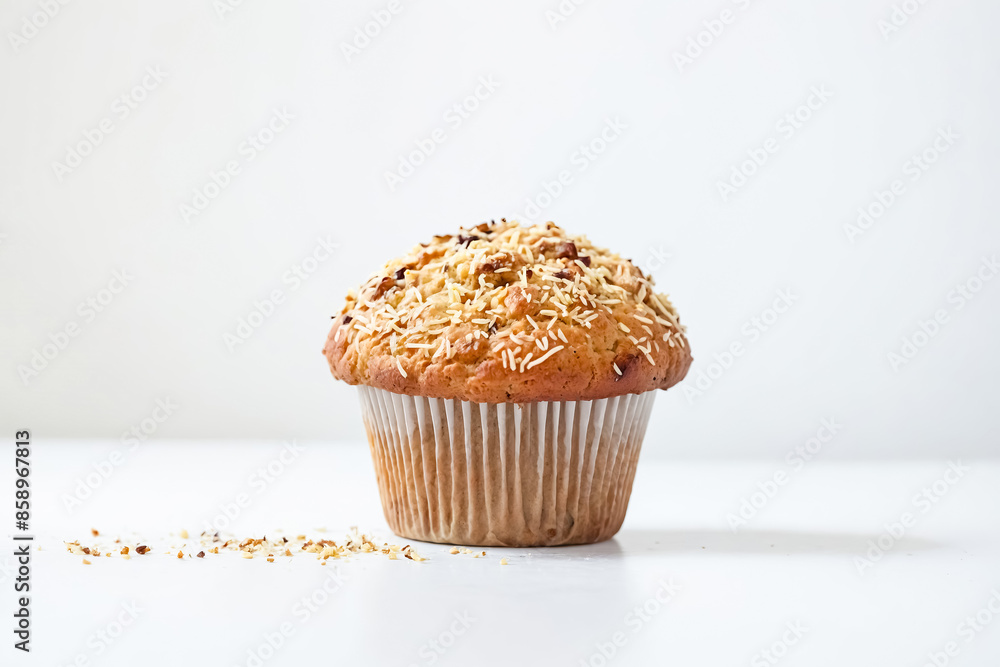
[358,386,656,547]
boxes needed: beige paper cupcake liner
[357,386,656,547]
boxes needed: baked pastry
[323,219,691,546]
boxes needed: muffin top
[323,220,691,403]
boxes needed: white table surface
[5,440,999,666]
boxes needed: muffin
[323,219,691,546]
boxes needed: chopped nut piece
[553,241,578,259]
[135,545,149,555]
[449,547,459,554]
[91,528,99,537]
[197,551,205,558]
[180,529,189,539]
[121,546,129,555]
[500,557,509,565]
[82,558,91,565]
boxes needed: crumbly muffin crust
[323,220,691,403]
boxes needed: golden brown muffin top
[323,220,691,403]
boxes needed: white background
[4,442,1000,667]
[2,0,999,458]
[2,4,1000,666]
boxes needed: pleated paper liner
[358,386,656,547]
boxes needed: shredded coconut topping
[331,219,686,379]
